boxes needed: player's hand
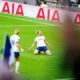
[20,48,24,52]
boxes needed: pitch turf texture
[0,13,79,80]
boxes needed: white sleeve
[43,36,45,40]
[34,37,37,42]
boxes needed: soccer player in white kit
[9,29,24,74]
[28,30,52,55]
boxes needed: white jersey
[35,36,46,47]
[10,34,20,52]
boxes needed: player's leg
[45,50,51,56]
[43,46,51,56]
[34,47,41,55]
[15,52,20,74]
[34,49,39,55]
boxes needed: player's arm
[16,42,24,52]
[44,39,53,48]
[28,42,36,51]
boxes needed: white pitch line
[0,24,49,27]
[0,14,57,26]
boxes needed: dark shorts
[36,46,48,53]
[14,52,20,58]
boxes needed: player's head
[14,29,20,35]
[36,30,42,36]
[44,1,47,4]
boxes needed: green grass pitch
[0,13,78,80]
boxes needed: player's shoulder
[41,36,45,38]
[36,36,45,38]
[34,36,39,41]
[16,35,20,38]
[35,36,38,40]
[10,34,20,39]
[41,35,45,37]
[10,34,15,39]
